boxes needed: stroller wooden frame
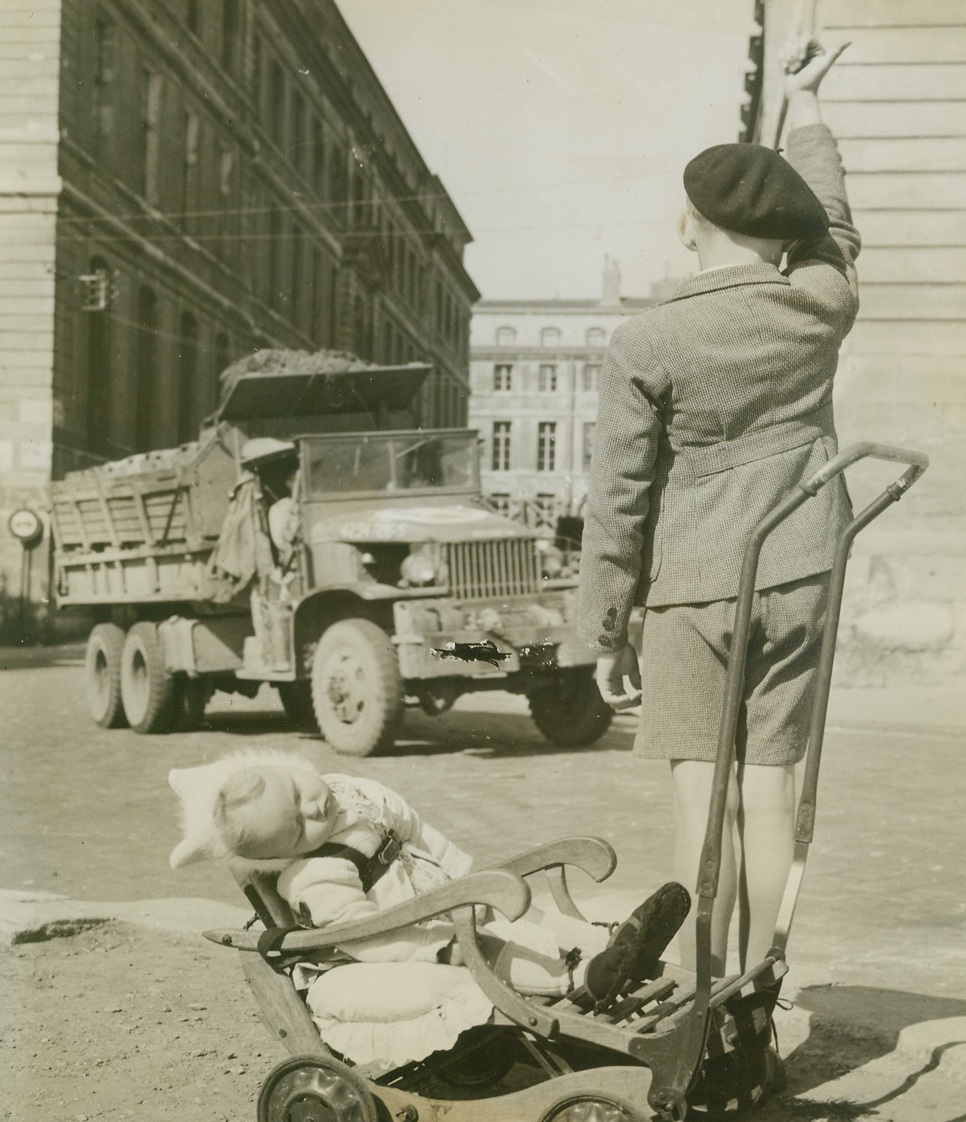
[203,442,928,1122]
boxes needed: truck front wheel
[120,621,176,734]
[85,623,128,729]
[529,669,613,747]
[311,619,403,756]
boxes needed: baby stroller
[205,443,927,1122]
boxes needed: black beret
[684,143,829,241]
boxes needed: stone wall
[0,1,61,641]
[761,0,966,689]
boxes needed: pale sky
[337,0,756,300]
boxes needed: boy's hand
[781,36,850,97]
[595,643,642,711]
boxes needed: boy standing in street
[578,39,857,976]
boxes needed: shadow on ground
[779,985,966,1117]
[198,703,636,759]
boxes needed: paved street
[2,648,966,1120]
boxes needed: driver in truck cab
[236,437,302,671]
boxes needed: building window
[328,263,338,343]
[135,287,158,450]
[93,15,116,142]
[582,421,595,471]
[537,422,557,471]
[353,294,372,359]
[141,71,163,208]
[538,364,557,392]
[496,326,516,347]
[586,327,606,348]
[85,257,112,448]
[311,246,325,345]
[218,142,234,197]
[541,327,561,348]
[181,111,200,231]
[269,60,285,145]
[252,32,263,116]
[217,142,235,257]
[221,0,239,71]
[292,92,306,179]
[331,143,348,204]
[177,312,199,442]
[268,207,282,309]
[493,363,513,391]
[492,421,511,471]
[352,162,369,228]
[582,363,601,391]
[291,223,304,328]
[212,332,230,414]
[312,117,326,194]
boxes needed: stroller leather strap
[304,832,402,894]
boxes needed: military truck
[51,351,611,755]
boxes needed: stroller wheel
[541,1095,647,1122]
[258,1054,377,1122]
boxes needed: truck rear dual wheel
[119,621,176,734]
[310,619,403,756]
[529,669,613,747]
[85,623,128,729]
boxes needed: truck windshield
[303,432,479,496]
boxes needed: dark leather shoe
[585,882,691,1011]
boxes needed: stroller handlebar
[799,441,929,497]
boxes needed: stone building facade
[752,0,966,686]
[469,259,654,536]
[0,0,478,640]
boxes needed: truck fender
[291,589,396,673]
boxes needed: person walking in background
[578,37,858,977]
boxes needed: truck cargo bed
[51,429,239,606]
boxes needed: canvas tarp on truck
[214,348,431,430]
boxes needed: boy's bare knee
[738,763,795,810]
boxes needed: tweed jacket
[578,124,860,653]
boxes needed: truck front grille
[444,539,540,600]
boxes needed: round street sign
[8,508,44,548]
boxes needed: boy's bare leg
[671,760,739,976]
[735,762,796,972]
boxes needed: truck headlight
[536,541,564,579]
[400,547,443,587]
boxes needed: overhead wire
[54,174,658,233]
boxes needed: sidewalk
[0,641,85,670]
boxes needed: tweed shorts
[633,573,830,766]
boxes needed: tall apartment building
[0,0,479,638]
[749,0,966,685]
[468,259,653,535]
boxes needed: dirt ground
[0,921,273,1122]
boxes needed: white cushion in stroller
[305,961,493,1069]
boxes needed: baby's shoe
[585,882,691,1012]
